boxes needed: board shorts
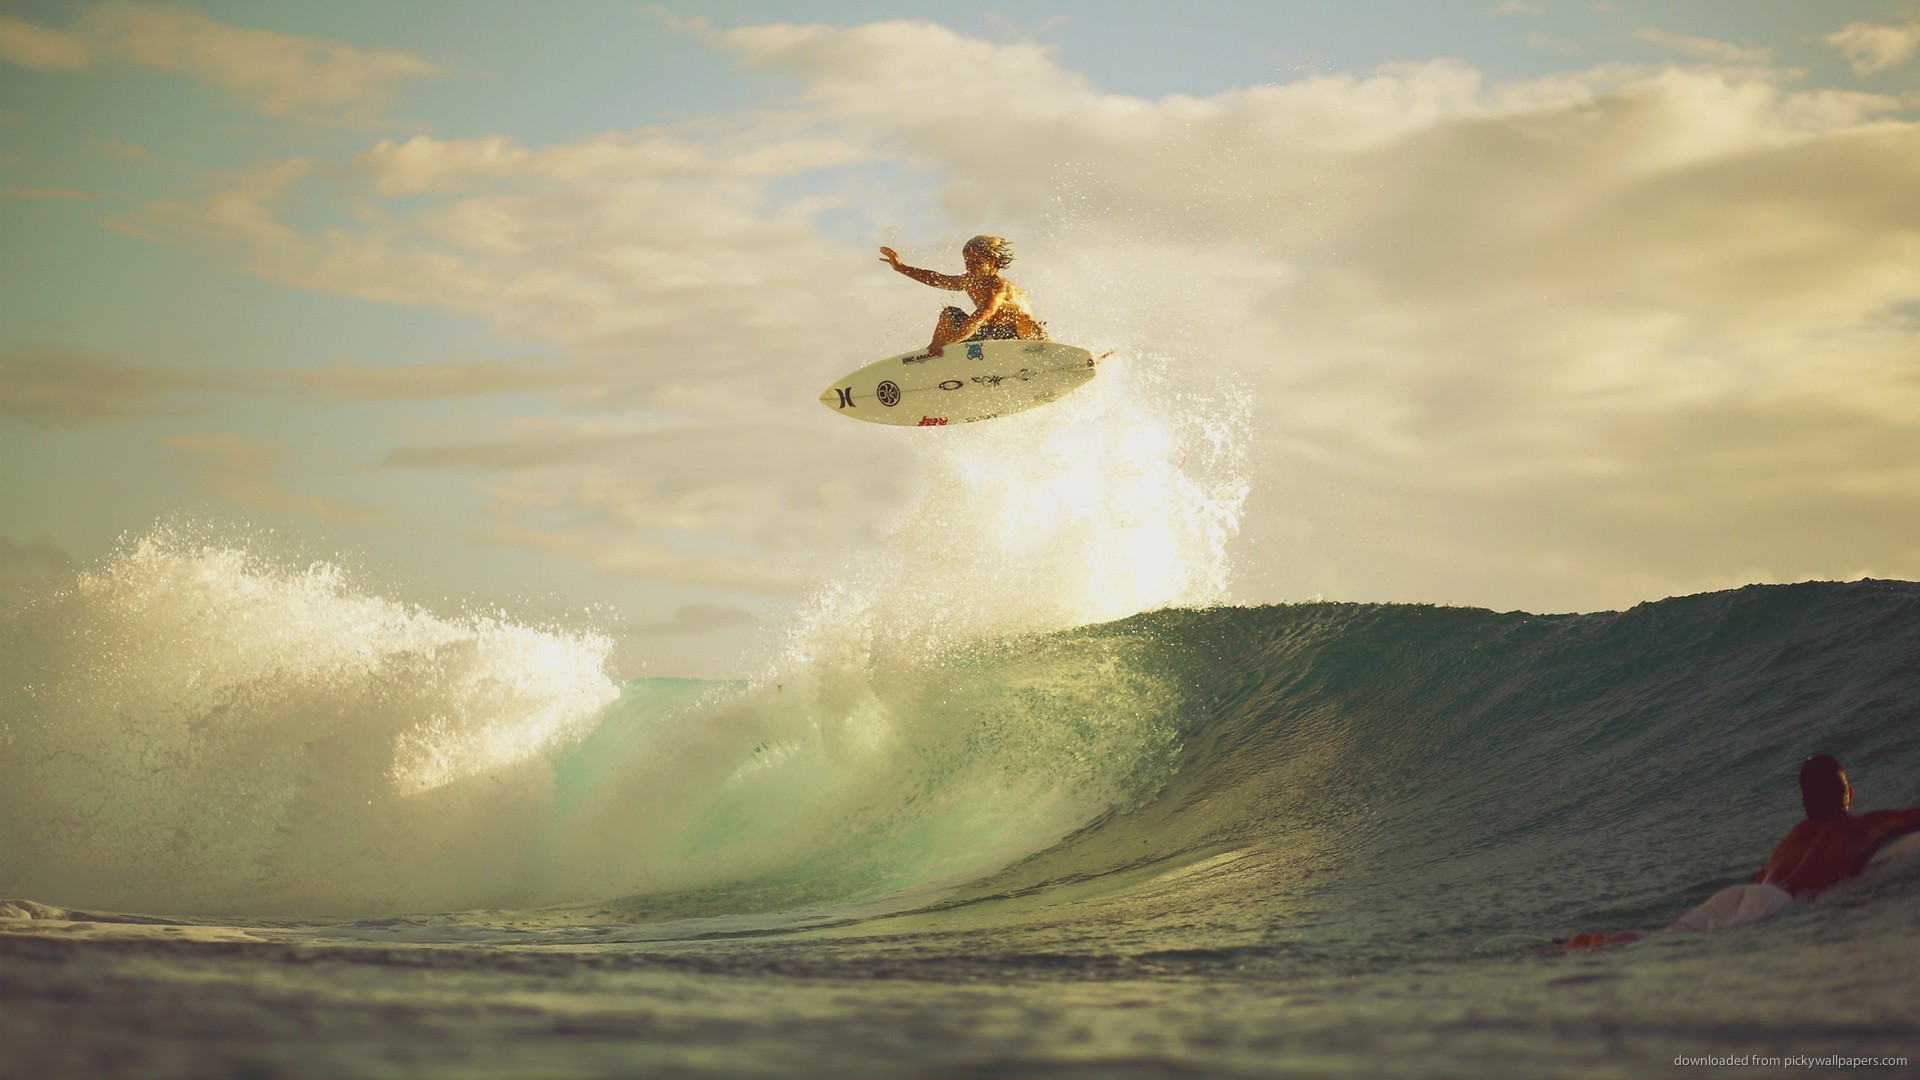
[1664,882,1792,933]
[941,306,1020,341]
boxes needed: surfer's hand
[879,246,902,269]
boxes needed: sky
[3,1,1919,676]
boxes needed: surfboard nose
[820,383,856,412]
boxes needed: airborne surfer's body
[880,235,1048,357]
[818,235,1090,425]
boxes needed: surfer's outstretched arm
[880,247,966,290]
[1859,807,1920,849]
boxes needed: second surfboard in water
[818,339,1097,427]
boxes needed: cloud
[1823,21,1920,76]
[0,4,440,125]
[350,127,870,196]
[0,345,210,424]
[0,14,93,70]
[109,120,906,586]
[385,416,908,591]
[382,417,676,470]
[2,186,106,200]
[103,18,1920,611]
[0,341,560,429]
[1488,1,1544,15]
[119,129,882,405]
[92,138,147,161]
[632,603,758,636]
[269,358,588,402]
[163,433,385,523]
[1633,28,1772,66]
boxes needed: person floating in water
[878,235,1048,357]
[1561,754,1920,948]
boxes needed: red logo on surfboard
[917,416,948,426]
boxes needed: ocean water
[5,363,1920,1078]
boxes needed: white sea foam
[0,528,619,914]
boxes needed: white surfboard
[819,339,1097,426]
[1867,830,1920,870]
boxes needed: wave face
[7,523,1918,948]
[0,530,1206,919]
[963,579,1920,955]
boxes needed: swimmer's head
[1800,754,1851,819]
[963,234,1015,270]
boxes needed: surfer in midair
[879,235,1049,357]
[1560,754,1920,948]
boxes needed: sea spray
[539,351,1254,915]
[545,358,1249,912]
[541,629,1190,917]
[0,528,619,915]
[785,350,1249,662]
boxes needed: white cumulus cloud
[109,18,1920,613]
[1823,20,1920,76]
[1633,28,1772,67]
[0,3,440,125]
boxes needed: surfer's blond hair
[964,234,1016,269]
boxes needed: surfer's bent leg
[927,306,969,353]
